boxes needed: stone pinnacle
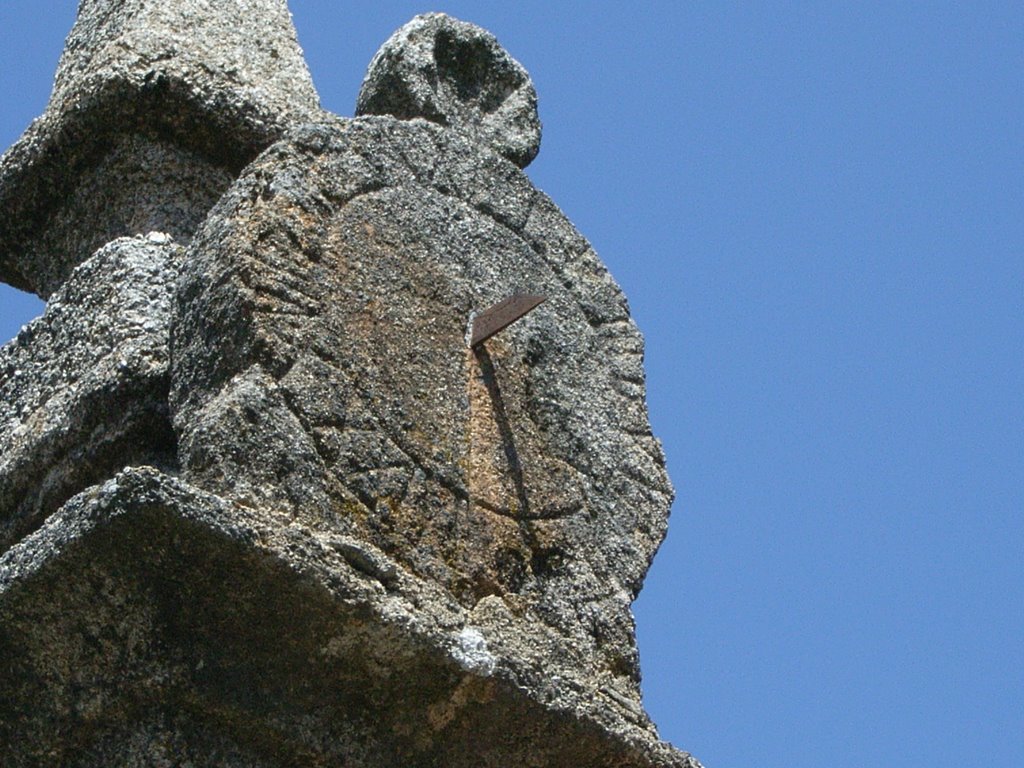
[0,0,321,298]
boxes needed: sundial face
[173,118,671,609]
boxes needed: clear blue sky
[1,2,1022,765]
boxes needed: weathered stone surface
[0,467,698,767]
[0,8,695,765]
[0,234,180,554]
[0,0,320,297]
[171,116,673,712]
[356,13,542,168]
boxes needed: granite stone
[0,467,698,767]
[0,7,698,766]
[0,0,320,297]
[0,234,180,553]
[357,13,542,168]
[171,116,674,717]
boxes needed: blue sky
[1,2,1022,765]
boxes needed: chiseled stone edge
[0,466,699,767]
[0,234,181,554]
[0,0,322,296]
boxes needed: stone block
[0,234,179,552]
[171,116,673,706]
[0,0,320,297]
[0,467,698,767]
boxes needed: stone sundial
[0,3,699,766]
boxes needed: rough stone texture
[0,0,320,298]
[172,116,673,710]
[0,8,698,767]
[0,467,698,767]
[356,13,542,168]
[0,234,180,553]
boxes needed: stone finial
[0,0,321,298]
[356,14,542,168]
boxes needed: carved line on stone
[289,336,578,523]
[181,124,663,576]
[225,174,590,523]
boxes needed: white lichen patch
[452,626,496,676]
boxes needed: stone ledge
[0,467,697,767]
